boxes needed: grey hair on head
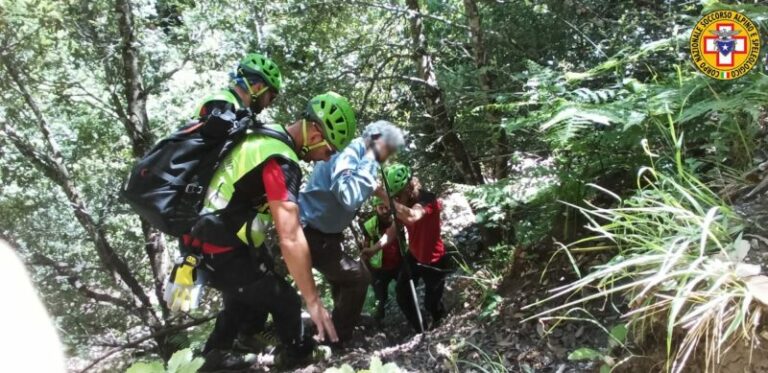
[362,120,405,149]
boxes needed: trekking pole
[379,168,425,333]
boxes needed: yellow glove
[164,255,203,313]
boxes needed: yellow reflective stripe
[205,188,229,210]
[235,214,270,247]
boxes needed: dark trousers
[396,254,448,332]
[303,225,371,341]
[202,248,304,354]
[372,268,399,308]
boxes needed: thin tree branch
[2,60,66,164]
[360,75,437,89]
[0,122,67,185]
[559,16,607,58]
[144,56,190,95]
[0,27,44,60]
[68,81,123,119]
[360,57,395,117]
[31,253,137,312]
[345,0,471,31]
[110,90,133,130]
[79,315,216,373]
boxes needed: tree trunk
[115,0,152,155]
[463,0,509,180]
[114,0,170,320]
[142,221,169,319]
[405,0,484,185]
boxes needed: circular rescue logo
[690,10,761,80]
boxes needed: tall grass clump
[525,133,768,372]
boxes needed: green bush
[125,349,203,373]
[526,131,767,371]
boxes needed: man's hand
[269,199,339,343]
[306,298,338,343]
[373,185,390,210]
[360,246,379,261]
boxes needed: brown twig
[31,253,137,312]
[78,315,215,373]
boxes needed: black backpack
[121,109,293,237]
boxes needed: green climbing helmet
[384,163,412,196]
[238,53,283,92]
[306,91,357,151]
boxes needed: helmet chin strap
[240,71,269,112]
[299,119,331,157]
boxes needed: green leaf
[324,364,356,373]
[567,347,603,361]
[369,356,383,372]
[126,361,165,373]
[600,364,612,373]
[380,362,401,373]
[177,357,205,373]
[479,293,503,319]
[608,324,628,347]
[167,348,194,373]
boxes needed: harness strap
[182,234,235,255]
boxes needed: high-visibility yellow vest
[203,124,298,247]
[363,216,384,269]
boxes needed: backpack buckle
[185,184,203,194]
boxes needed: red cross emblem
[703,23,747,67]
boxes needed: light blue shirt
[300,138,380,233]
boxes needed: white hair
[362,120,405,149]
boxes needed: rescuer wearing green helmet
[182,92,357,370]
[377,163,448,332]
[193,52,282,120]
[359,197,402,321]
[299,120,406,345]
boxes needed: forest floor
[277,248,612,373]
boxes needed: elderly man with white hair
[299,120,405,344]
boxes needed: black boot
[274,337,327,369]
[233,330,279,353]
[198,349,255,372]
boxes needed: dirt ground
[279,251,610,373]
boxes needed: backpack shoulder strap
[250,125,295,150]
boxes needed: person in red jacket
[383,163,448,332]
[360,197,402,320]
